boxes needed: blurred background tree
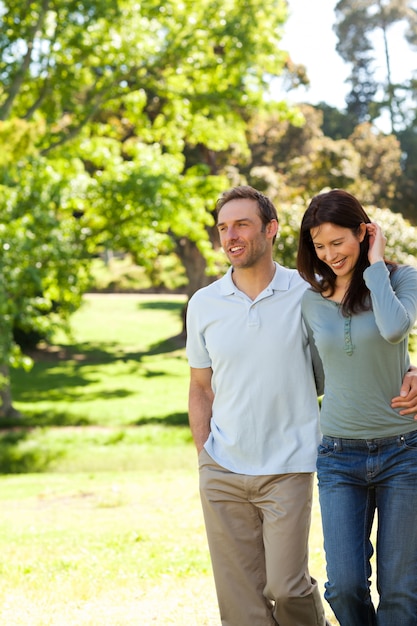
[1,0,417,415]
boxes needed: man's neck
[232,262,276,300]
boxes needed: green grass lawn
[6,294,192,473]
[13,294,190,429]
[2,294,224,625]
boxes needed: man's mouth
[229,245,244,254]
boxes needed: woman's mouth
[331,257,347,269]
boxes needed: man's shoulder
[279,265,303,280]
[274,264,308,290]
[188,275,227,305]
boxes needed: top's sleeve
[301,292,325,396]
[364,261,417,344]
[185,294,212,368]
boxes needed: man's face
[216,198,276,269]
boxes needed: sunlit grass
[0,464,216,625]
[0,461,336,625]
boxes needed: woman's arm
[365,223,417,343]
[364,262,417,343]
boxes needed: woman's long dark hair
[297,189,395,316]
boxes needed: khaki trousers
[199,449,326,626]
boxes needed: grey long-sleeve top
[301,261,417,438]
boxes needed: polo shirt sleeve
[185,293,212,369]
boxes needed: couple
[186,185,417,626]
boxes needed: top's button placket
[343,316,354,355]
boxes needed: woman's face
[310,222,366,281]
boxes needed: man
[186,186,417,626]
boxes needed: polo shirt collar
[219,262,292,296]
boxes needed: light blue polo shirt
[186,262,322,475]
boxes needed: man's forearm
[188,367,214,452]
[188,389,213,452]
[391,365,417,417]
[189,399,211,453]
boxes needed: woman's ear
[358,222,367,242]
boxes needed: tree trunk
[377,0,396,133]
[0,365,21,418]
[174,236,218,337]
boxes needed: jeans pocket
[317,441,336,457]
[401,429,417,451]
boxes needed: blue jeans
[317,429,417,626]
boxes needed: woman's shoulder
[301,286,324,308]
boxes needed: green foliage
[348,123,402,205]
[89,254,187,293]
[273,199,305,268]
[367,206,417,268]
[0,0,296,378]
[245,106,404,210]
[0,132,92,367]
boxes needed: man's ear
[267,219,279,240]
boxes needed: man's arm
[188,366,214,453]
[391,365,417,417]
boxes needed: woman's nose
[321,247,335,261]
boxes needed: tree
[334,0,417,132]
[394,121,417,221]
[315,103,357,140]
[348,121,402,204]
[244,105,361,200]
[0,0,297,412]
[0,119,92,416]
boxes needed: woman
[297,189,417,626]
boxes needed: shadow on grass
[1,298,189,472]
[137,300,186,312]
[0,430,65,474]
[8,331,186,430]
[133,412,189,427]
[12,332,184,403]
[0,412,191,474]
[145,334,185,355]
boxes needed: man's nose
[224,226,238,240]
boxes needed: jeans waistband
[322,428,417,448]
